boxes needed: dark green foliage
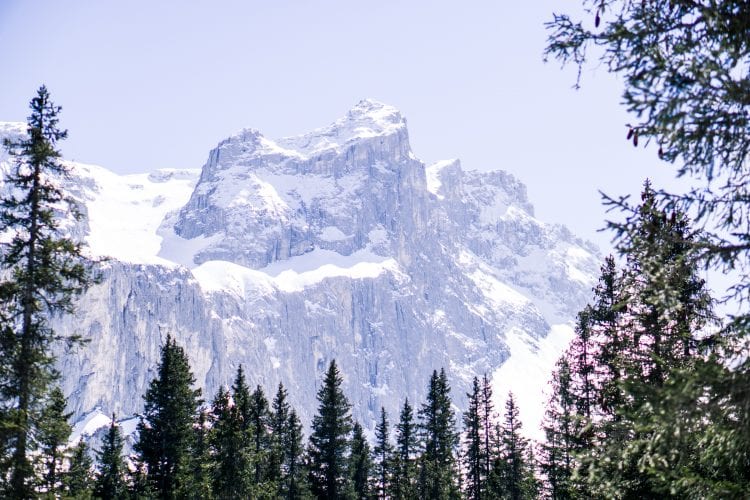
[462,377,484,500]
[209,385,252,498]
[546,6,750,492]
[538,358,577,500]
[270,382,290,488]
[373,407,393,499]
[308,360,352,498]
[281,408,311,499]
[189,410,212,500]
[0,86,92,498]
[417,369,459,499]
[134,335,202,499]
[64,440,94,499]
[391,398,418,499]
[38,385,72,495]
[584,185,717,496]
[248,384,272,487]
[349,421,373,499]
[546,1,750,281]
[489,393,536,500]
[479,374,494,494]
[94,417,127,499]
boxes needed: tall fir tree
[308,359,352,499]
[189,410,212,500]
[462,377,484,500]
[134,335,202,499]
[281,408,310,499]
[490,393,537,500]
[585,184,716,497]
[0,86,92,498]
[64,440,94,499]
[539,357,577,500]
[349,421,373,499]
[248,384,273,489]
[480,373,494,493]
[270,382,291,489]
[391,398,418,500]
[94,417,127,500]
[373,407,393,500]
[417,369,459,499]
[209,385,252,498]
[37,385,72,495]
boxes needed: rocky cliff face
[0,100,600,436]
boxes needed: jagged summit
[216,99,409,164]
[0,106,601,440]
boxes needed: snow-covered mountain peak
[275,98,408,159]
[0,106,602,440]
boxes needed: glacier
[0,100,600,439]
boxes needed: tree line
[54,338,541,500]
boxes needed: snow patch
[491,324,574,441]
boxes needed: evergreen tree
[480,374,494,493]
[64,440,94,499]
[372,407,393,499]
[0,85,92,498]
[462,377,484,500]
[349,421,373,499]
[134,335,202,499]
[38,385,72,495]
[417,369,459,499]
[189,410,212,500]
[490,393,536,500]
[248,384,272,487]
[94,417,127,500]
[391,398,418,499]
[209,385,252,498]
[585,185,716,497]
[270,382,291,488]
[281,409,310,499]
[539,357,577,500]
[308,359,352,498]
[546,4,750,493]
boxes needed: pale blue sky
[0,0,683,250]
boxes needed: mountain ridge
[0,100,600,439]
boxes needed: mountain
[0,100,600,438]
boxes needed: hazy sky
[0,0,685,251]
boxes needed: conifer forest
[1,1,750,498]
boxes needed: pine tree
[584,184,716,497]
[64,440,94,499]
[209,385,252,498]
[38,385,72,495]
[417,369,459,499]
[462,377,484,500]
[94,417,127,500]
[270,382,291,489]
[189,410,212,500]
[248,384,272,487]
[308,359,352,498]
[134,335,202,499]
[0,85,92,498]
[480,374,494,493]
[349,421,373,499]
[547,4,750,493]
[539,357,577,499]
[391,399,418,499]
[490,393,536,500]
[373,407,393,499]
[282,408,310,499]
